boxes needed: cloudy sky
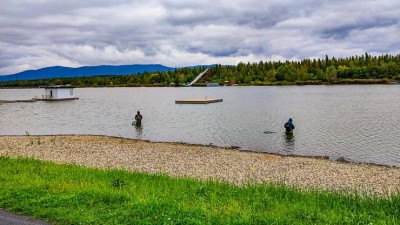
[1,0,399,75]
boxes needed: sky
[1,0,399,75]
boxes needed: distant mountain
[0,64,175,81]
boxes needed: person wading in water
[284,118,295,133]
[135,111,143,125]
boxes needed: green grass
[0,157,399,224]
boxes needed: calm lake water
[1,85,400,167]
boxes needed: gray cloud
[1,0,400,75]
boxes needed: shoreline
[0,80,397,89]
[2,133,396,169]
[1,134,400,196]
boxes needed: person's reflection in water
[134,123,143,138]
[283,132,295,153]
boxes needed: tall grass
[0,156,398,224]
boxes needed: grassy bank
[0,157,399,224]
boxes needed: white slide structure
[186,68,209,86]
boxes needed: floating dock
[33,97,79,101]
[0,99,37,104]
[0,97,79,104]
[175,98,223,104]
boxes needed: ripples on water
[1,85,400,167]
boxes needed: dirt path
[0,209,50,225]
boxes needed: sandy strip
[1,135,399,196]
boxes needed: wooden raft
[175,98,223,104]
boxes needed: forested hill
[1,53,400,87]
[0,64,174,82]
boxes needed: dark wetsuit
[284,119,295,132]
[135,113,142,125]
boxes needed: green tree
[314,68,326,81]
[277,64,297,82]
[326,66,337,83]
[265,69,277,82]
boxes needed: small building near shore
[35,85,79,101]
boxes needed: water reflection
[283,132,295,153]
[133,123,143,138]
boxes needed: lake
[1,85,400,167]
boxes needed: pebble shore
[1,135,399,196]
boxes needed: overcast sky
[1,0,399,75]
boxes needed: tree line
[1,53,400,88]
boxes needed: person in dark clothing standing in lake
[135,111,143,125]
[284,118,295,133]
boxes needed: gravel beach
[1,135,399,196]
